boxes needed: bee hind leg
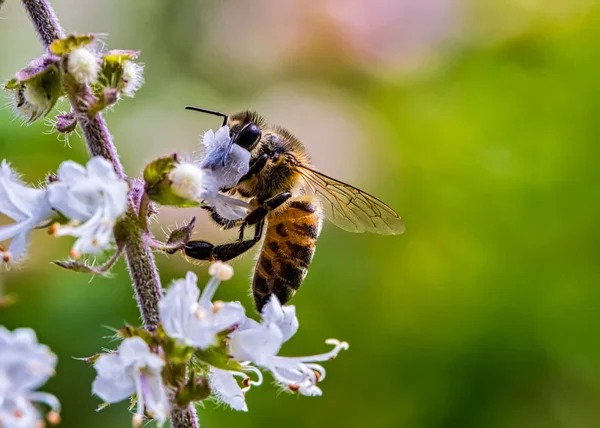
[184,219,264,262]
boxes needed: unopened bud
[55,112,77,134]
[67,47,99,85]
[208,261,234,281]
[168,163,204,200]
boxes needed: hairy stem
[20,0,198,426]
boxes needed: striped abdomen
[253,197,322,311]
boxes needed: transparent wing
[297,166,406,235]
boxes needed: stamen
[281,339,349,363]
[70,248,81,259]
[195,307,207,320]
[288,384,300,392]
[29,392,61,412]
[47,411,61,425]
[2,251,12,263]
[305,364,326,382]
[209,261,234,281]
[199,276,220,306]
[133,373,146,425]
[48,222,59,236]
[132,414,143,428]
[213,300,224,313]
[242,364,263,387]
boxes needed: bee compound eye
[235,123,262,150]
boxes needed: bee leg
[202,205,243,230]
[184,219,264,262]
[237,153,269,184]
[238,192,292,240]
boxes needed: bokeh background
[1,0,600,427]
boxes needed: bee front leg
[184,219,265,262]
[238,192,292,240]
[237,153,269,184]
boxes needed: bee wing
[296,165,406,235]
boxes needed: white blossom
[122,61,144,97]
[92,337,169,426]
[198,126,252,220]
[0,160,54,265]
[67,47,99,85]
[0,327,60,427]
[47,157,128,258]
[168,162,205,200]
[229,295,349,396]
[159,270,245,349]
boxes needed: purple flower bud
[55,112,77,134]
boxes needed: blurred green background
[2,0,600,427]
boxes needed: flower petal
[261,295,299,343]
[229,323,283,365]
[209,368,247,412]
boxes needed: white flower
[198,126,252,220]
[122,61,144,97]
[67,47,99,85]
[0,327,61,427]
[0,161,54,265]
[47,157,128,258]
[159,269,246,349]
[229,295,349,396]
[92,337,169,426]
[168,162,205,200]
[208,367,248,412]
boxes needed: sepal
[5,55,63,123]
[49,34,96,55]
[164,217,196,253]
[175,372,211,406]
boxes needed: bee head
[227,110,264,152]
[185,106,264,163]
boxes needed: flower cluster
[0,157,128,265]
[90,264,348,426]
[0,327,61,427]
[5,34,144,129]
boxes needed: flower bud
[55,112,77,134]
[67,47,99,85]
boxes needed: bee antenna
[185,106,228,126]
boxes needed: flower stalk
[19,0,198,425]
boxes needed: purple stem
[19,1,199,426]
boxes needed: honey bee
[183,107,405,310]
